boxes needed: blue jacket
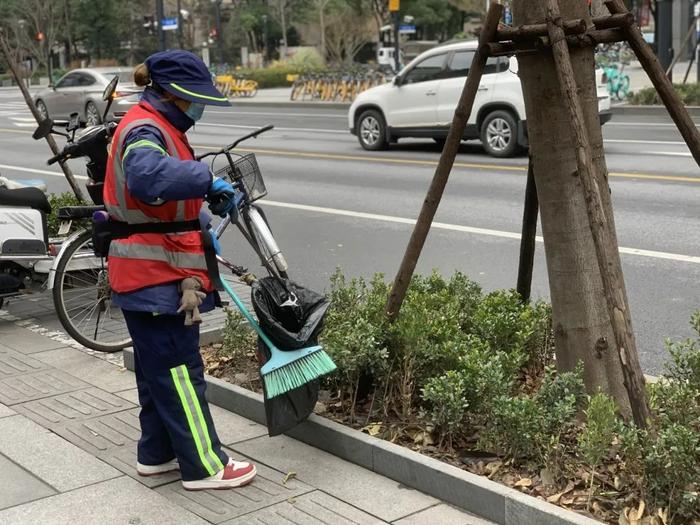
[112,87,218,315]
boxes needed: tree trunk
[280,1,288,56]
[319,7,326,62]
[512,0,633,415]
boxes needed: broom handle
[220,279,280,352]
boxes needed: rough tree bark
[512,0,633,415]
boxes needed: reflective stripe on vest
[109,242,208,270]
[105,117,186,224]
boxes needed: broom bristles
[263,350,336,398]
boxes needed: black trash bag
[251,277,331,436]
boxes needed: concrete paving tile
[100,446,182,488]
[54,408,142,456]
[114,388,268,446]
[0,454,56,510]
[223,490,388,525]
[0,326,66,354]
[393,504,496,525]
[0,347,49,378]
[13,387,135,428]
[33,347,134,393]
[233,435,439,522]
[0,475,210,525]
[0,403,15,418]
[155,455,313,524]
[0,369,89,405]
[0,415,119,492]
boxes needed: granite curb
[124,347,602,525]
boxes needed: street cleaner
[103,50,257,490]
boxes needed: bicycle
[596,42,632,101]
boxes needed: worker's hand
[209,191,244,220]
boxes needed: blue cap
[145,50,230,107]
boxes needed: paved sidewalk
[0,319,492,524]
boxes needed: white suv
[349,41,612,157]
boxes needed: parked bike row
[214,74,259,98]
[290,69,389,103]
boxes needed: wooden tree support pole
[384,3,504,322]
[516,158,538,303]
[488,28,626,57]
[0,34,85,202]
[545,0,650,428]
[496,13,633,42]
[605,0,700,167]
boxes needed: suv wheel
[481,110,518,158]
[357,110,388,151]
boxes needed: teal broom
[220,278,336,398]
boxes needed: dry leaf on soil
[361,423,382,437]
[514,478,533,488]
[282,471,297,485]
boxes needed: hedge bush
[629,82,700,106]
[219,269,700,523]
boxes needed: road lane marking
[0,129,696,184]
[604,138,686,145]
[196,122,346,134]
[647,151,692,157]
[608,121,700,127]
[193,144,700,183]
[262,200,700,265]
[1,162,697,264]
[0,163,88,179]
[211,110,347,118]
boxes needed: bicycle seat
[0,187,51,214]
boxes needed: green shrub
[237,64,326,89]
[481,365,585,462]
[422,370,469,440]
[644,423,700,522]
[580,393,617,469]
[222,308,258,360]
[629,83,700,106]
[664,310,700,390]
[47,192,87,236]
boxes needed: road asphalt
[0,88,698,374]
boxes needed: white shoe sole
[181,465,257,491]
[136,460,180,477]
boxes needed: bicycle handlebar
[197,125,274,161]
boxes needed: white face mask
[185,102,205,121]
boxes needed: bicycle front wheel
[53,230,131,352]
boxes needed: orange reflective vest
[103,102,212,293]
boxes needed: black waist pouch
[91,219,202,258]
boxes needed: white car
[349,41,612,157]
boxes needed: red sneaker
[182,458,257,491]
[136,458,179,477]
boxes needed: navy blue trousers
[123,310,229,481]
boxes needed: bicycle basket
[216,153,267,202]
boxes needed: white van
[350,41,612,157]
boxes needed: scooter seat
[0,187,52,214]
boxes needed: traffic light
[209,27,218,40]
[35,32,45,42]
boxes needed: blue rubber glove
[207,176,243,219]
